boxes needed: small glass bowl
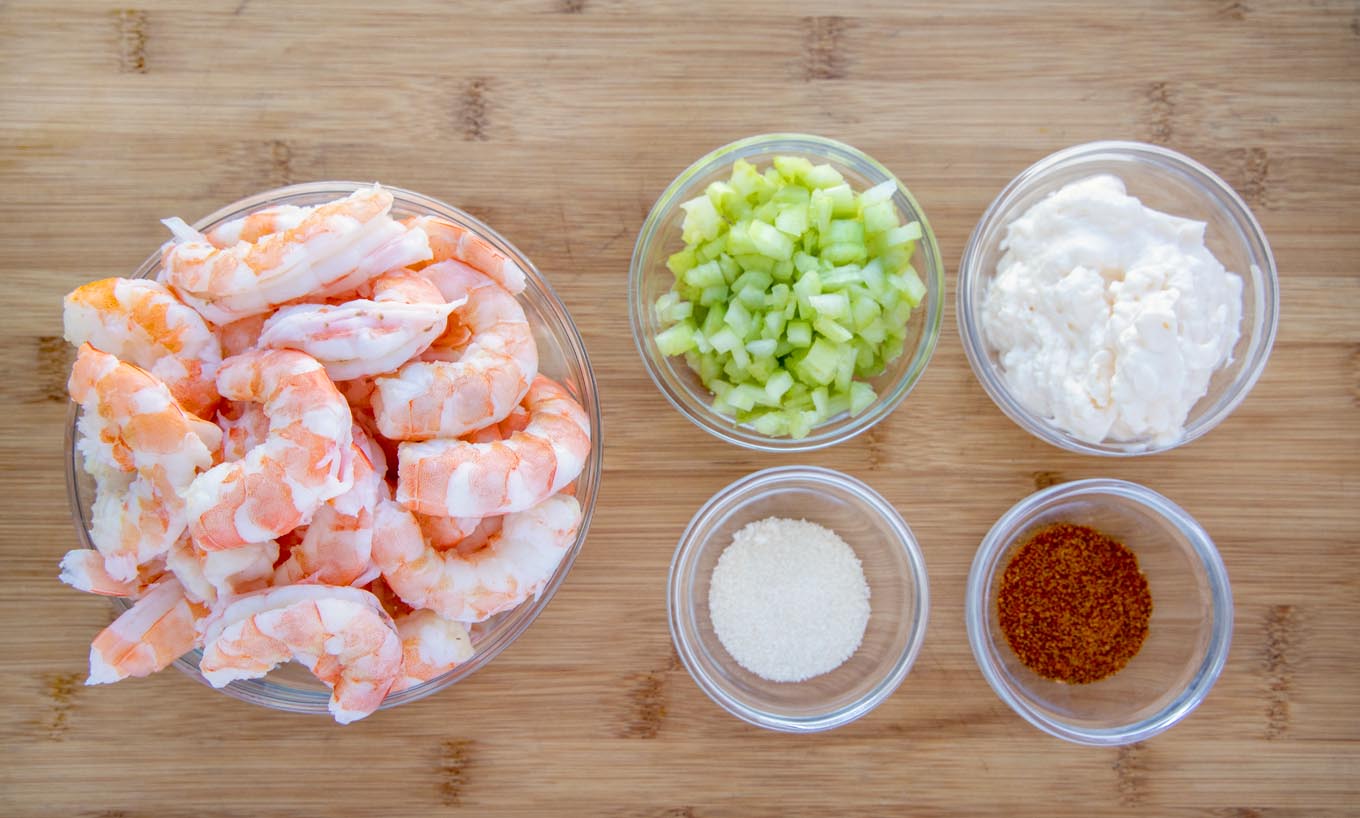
[965,478,1232,746]
[668,466,929,732]
[65,181,603,717]
[630,133,945,452]
[957,140,1279,455]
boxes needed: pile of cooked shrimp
[59,184,591,723]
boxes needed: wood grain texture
[2,1,1357,816]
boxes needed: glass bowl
[65,181,603,717]
[965,478,1232,745]
[630,133,945,452]
[957,140,1279,455]
[668,466,929,732]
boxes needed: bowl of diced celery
[629,133,945,451]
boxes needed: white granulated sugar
[708,517,870,683]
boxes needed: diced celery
[748,220,794,261]
[861,200,899,234]
[805,163,845,189]
[813,316,853,344]
[793,251,820,275]
[730,159,767,199]
[800,338,840,385]
[858,317,886,345]
[745,338,777,357]
[751,410,789,437]
[709,326,741,353]
[727,383,763,412]
[733,253,775,274]
[859,179,897,208]
[705,181,740,217]
[775,203,809,236]
[807,292,850,321]
[773,155,815,183]
[899,266,927,307]
[717,254,740,282]
[848,381,876,416]
[850,293,881,330]
[786,320,812,348]
[822,243,867,266]
[684,259,724,289]
[752,200,779,224]
[792,268,822,299]
[747,355,776,385]
[787,409,819,439]
[884,221,923,246]
[726,220,756,255]
[824,219,865,246]
[654,322,697,357]
[771,259,794,282]
[692,329,712,354]
[699,284,728,306]
[766,282,791,309]
[771,183,811,206]
[680,195,723,244]
[731,270,773,295]
[728,342,749,370]
[810,188,833,234]
[860,257,885,294]
[737,286,765,311]
[819,265,861,291]
[654,291,678,320]
[723,299,753,337]
[811,386,829,416]
[834,344,856,393]
[697,234,728,262]
[825,183,857,217]
[763,309,787,339]
[764,370,794,403]
[667,247,698,277]
[762,167,782,192]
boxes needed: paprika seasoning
[997,522,1152,684]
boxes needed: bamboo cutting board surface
[1,2,1357,816]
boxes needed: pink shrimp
[403,214,526,295]
[256,269,462,381]
[166,535,278,606]
[58,550,160,597]
[218,313,270,357]
[371,493,582,623]
[185,349,353,552]
[205,204,311,248]
[396,376,590,518]
[69,344,220,580]
[215,399,270,464]
[372,261,537,440]
[63,277,223,418]
[198,585,402,724]
[272,431,383,588]
[86,577,207,685]
[159,185,432,324]
[391,609,474,692]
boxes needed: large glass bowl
[630,133,945,453]
[965,479,1232,745]
[957,141,1279,455]
[65,181,602,717]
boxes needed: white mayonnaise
[981,174,1243,446]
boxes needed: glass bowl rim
[629,132,946,453]
[964,477,1234,745]
[64,180,604,716]
[667,464,930,732]
[955,139,1281,457]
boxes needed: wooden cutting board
[1,1,1356,815]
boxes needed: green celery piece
[726,219,757,255]
[771,183,811,206]
[752,200,779,224]
[728,342,750,370]
[717,254,740,282]
[708,325,741,354]
[667,247,698,277]
[786,408,819,439]
[812,315,853,344]
[731,270,773,295]
[751,411,789,437]
[804,163,845,189]
[745,338,777,357]
[834,344,856,393]
[822,243,868,266]
[697,234,728,262]
[848,381,876,416]
[761,166,782,195]
[727,384,762,412]
[824,184,857,217]
[684,259,724,289]
[737,286,765,311]
[730,159,767,199]
[655,322,697,357]
[773,155,815,184]
[861,200,899,235]
[723,299,753,337]
[898,266,927,307]
[771,259,794,282]
[850,292,881,330]
[819,265,862,291]
[823,219,865,246]
[698,284,728,306]
[807,291,851,321]
[775,203,809,236]
[858,179,897,207]
[654,291,678,322]
[764,370,794,403]
[733,253,775,274]
[810,189,833,234]
[811,385,829,415]
[748,220,795,261]
[763,309,787,339]
[793,251,820,276]
[766,282,791,309]
[680,195,723,244]
[705,181,740,218]
[884,221,923,246]
[800,338,840,385]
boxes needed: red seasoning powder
[997,522,1152,685]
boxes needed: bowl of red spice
[965,478,1232,746]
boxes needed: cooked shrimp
[391,609,474,692]
[185,349,353,551]
[216,399,271,464]
[205,204,310,248]
[58,550,155,597]
[273,433,383,588]
[167,536,278,605]
[257,270,462,381]
[396,376,590,517]
[403,215,526,295]
[218,313,270,357]
[372,493,582,623]
[87,577,207,685]
[159,185,431,324]
[64,277,223,418]
[416,512,498,554]
[70,344,220,580]
[372,261,537,440]
[198,585,402,724]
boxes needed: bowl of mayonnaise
[957,140,1279,456]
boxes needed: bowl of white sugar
[957,141,1279,456]
[667,465,929,732]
